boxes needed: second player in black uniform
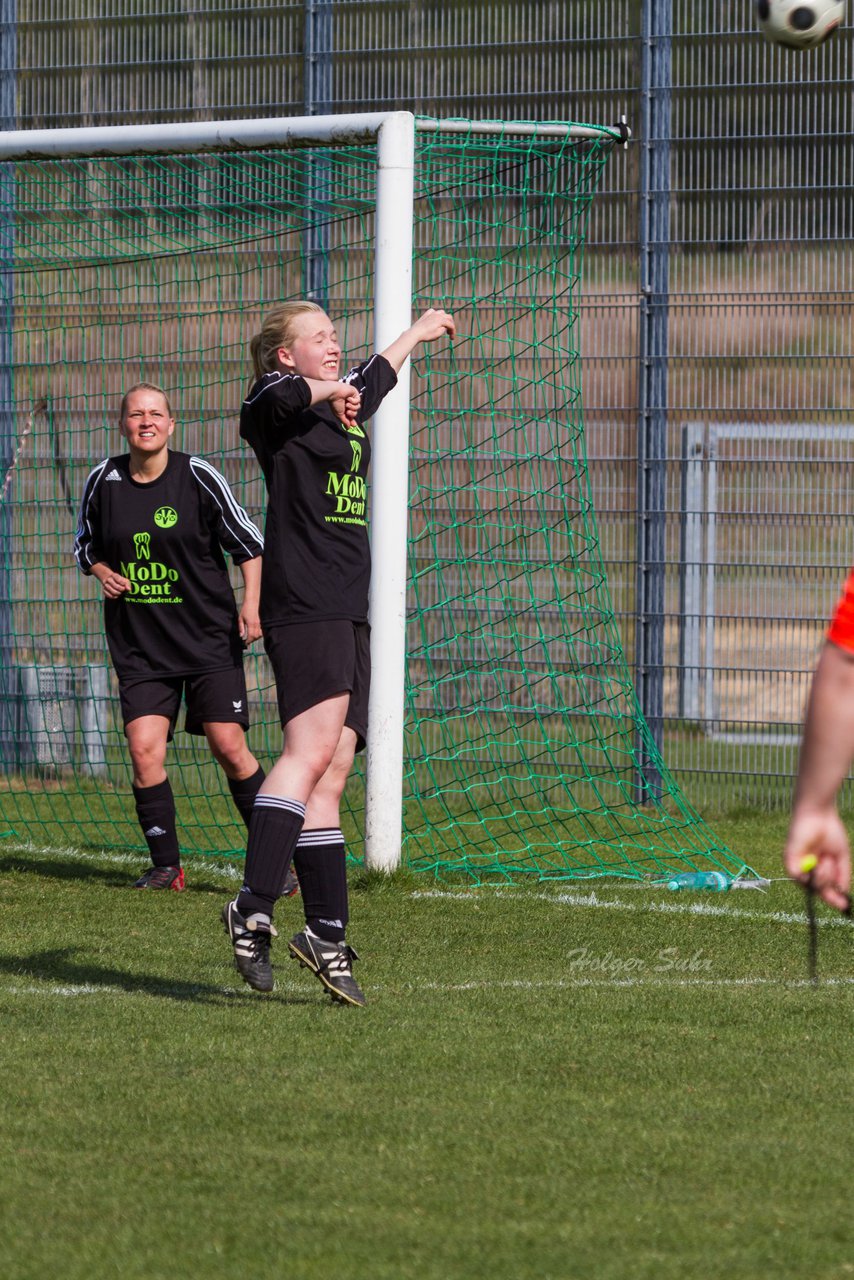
[75,382,271,890]
[222,302,455,1002]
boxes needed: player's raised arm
[379,307,456,374]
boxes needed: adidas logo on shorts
[145,825,168,838]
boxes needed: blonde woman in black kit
[222,303,455,1003]
[74,382,290,891]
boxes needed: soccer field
[1,812,852,1280]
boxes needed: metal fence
[4,0,854,809]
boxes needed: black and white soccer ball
[756,0,845,49]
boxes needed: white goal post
[0,110,620,872]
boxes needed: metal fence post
[702,426,719,733]
[82,664,110,776]
[679,423,704,722]
[303,0,333,307]
[0,0,15,771]
[635,0,672,799]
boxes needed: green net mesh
[0,121,745,882]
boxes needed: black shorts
[263,620,371,752]
[119,666,250,740]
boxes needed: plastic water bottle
[666,870,730,892]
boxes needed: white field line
[0,983,259,998]
[2,974,854,1000]
[410,887,851,930]
[414,975,854,991]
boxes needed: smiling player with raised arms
[221,303,455,1002]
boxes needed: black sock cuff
[296,827,344,848]
[227,765,265,801]
[253,793,307,821]
[132,778,174,806]
[307,917,346,943]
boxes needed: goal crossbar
[0,112,623,161]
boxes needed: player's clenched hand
[238,605,262,646]
[328,381,361,426]
[97,569,132,599]
[411,307,456,344]
[784,806,852,911]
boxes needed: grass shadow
[0,852,238,896]
[0,946,314,1006]
[0,854,131,888]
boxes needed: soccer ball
[756,0,845,49]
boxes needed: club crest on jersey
[154,506,178,528]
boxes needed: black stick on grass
[800,855,819,987]
[799,854,854,986]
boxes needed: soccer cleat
[221,898,277,993]
[133,864,185,891]
[282,865,300,898]
[287,928,366,1007]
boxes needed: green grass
[1,813,853,1280]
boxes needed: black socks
[132,779,180,868]
[294,828,349,942]
[237,794,306,918]
[227,765,265,828]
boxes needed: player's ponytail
[249,301,326,384]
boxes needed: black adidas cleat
[221,899,277,993]
[134,865,185,891]
[288,929,366,1007]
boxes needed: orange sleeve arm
[827,568,854,653]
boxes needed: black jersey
[74,450,264,681]
[239,354,397,627]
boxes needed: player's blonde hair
[119,381,173,421]
[249,301,327,382]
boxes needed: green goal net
[0,118,745,883]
